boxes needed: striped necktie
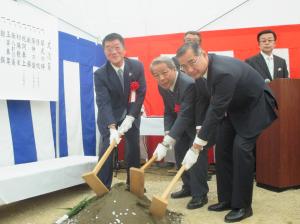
[117,68,124,90]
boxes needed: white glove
[153,143,169,161]
[162,135,176,149]
[118,115,135,134]
[196,125,202,134]
[182,147,199,170]
[193,135,207,147]
[109,128,121,145]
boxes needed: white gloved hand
[118,115,135,134]
[196,125,202,134]
[162,135,176,149]
[182,147,200,170]
[109,128,121,145]
[193,135,207,147]
[153,143,169,161]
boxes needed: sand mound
[64,183,182,224]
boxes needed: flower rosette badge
[129,81,140,103]
[174,103,180,113]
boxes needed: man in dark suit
[245,29,289,81]
[94,33,146,189]
[170,31,214,179]
[150,56,209,209]
[180,31,215,180]
[177,43,278,222]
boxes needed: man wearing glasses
[172,31,213,181]
[178,35,216,167]
[176,42,278,222]
[151,56,209,210]
[173,31,202,70]
[94,33,146,190]
[245,30,289,81]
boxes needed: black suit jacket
[198,54,277,141]
[195,77,210,126]
[158,72,196,140]
[94,58,146,133]
[245,53,289,80]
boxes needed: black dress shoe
[187,195,208,209]
[208,201,231,211]
[224,207,253,223]
[170,188,191,199]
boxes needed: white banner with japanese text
[0,1,58,101]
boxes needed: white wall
[20,0,300,40]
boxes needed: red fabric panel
[146,136,164,158]
[124,24,300,116]
[117,138,125,161]
[207,147,215,164]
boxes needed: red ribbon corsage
[129,81,140,102]
[130,81,140,91]
[174,104,180,113]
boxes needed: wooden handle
[140,155,157,171]
[93,140,116,173]
[161,165,186,200]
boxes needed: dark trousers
[97,124,140,189]
[174,132,208,197]
[215,117,257,208]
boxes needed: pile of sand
[64,183,182,224]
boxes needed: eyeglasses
[259,39,275,44]
[104,45,123,53]
[179,56,200,71]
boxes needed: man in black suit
[181,31,210,132]
[245,29,289,81]
[180,31,215,180]
[150,56,209,209]
[177,43,278,222]
[94,33,146,189]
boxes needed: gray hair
[150,56,176,73]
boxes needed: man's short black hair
[102,33,125,47]
[257,30,277,42]
[176,42,201,58]
[184,31,201,38]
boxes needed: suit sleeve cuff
[194,136,207,146]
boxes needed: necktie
[117,68,124,90]
[266,57,274,79]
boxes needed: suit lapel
[207,54,214,96]
[173,73,180,102]
[273,55,280,79]
[123,60,130,98]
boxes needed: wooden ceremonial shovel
[82,140,116,196]
[149,165,186,218]
[130,155,157,197]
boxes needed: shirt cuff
[194,136,207,146]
